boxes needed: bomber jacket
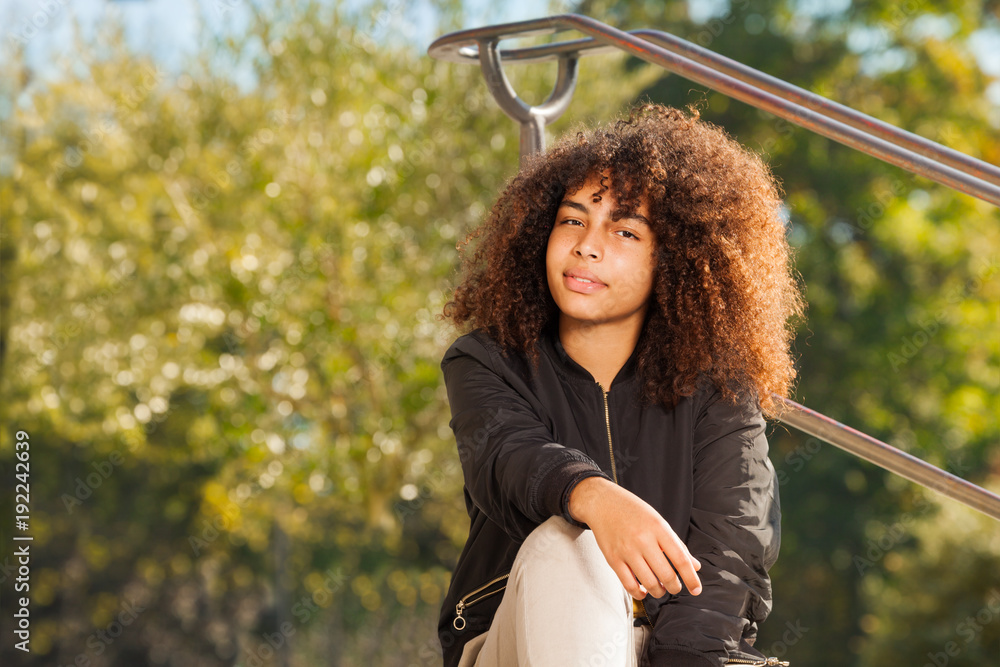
[437,325,781,667]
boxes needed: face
[545,172,657,336]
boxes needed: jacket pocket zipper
[725,658,790,666]
[453,573,510,630]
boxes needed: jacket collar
[540,323,641,389]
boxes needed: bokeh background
[1,0,999,665]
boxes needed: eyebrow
[558,199,651,226]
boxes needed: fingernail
[691,586,702,595]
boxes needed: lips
[565,268,606,286]
[563,268,607,294]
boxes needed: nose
[573,226,602,260]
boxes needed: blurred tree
[0,1,654,664]
[857,481,1000,666]
[572,0,1000,665]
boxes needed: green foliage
[0,2,653,664]
[856,485,1000,665]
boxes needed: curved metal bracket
[476,38,578,159]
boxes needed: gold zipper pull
[453,601,467,630]
[725,659,790,666]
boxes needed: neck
[557,317,643,390]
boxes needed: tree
[0,1,655,663]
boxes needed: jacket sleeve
[648,388,780,667]
[442,334,611,541]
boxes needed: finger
[645,554,682,596]
[612,562,646,600]
[628,559,667,599]
[660,541,702,595]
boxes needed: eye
[559,218,584,227]
[617,229,639,239]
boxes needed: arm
[442,334,611,541]
[646,388,780,666]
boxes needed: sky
[2,0,997,104]
[0,0,565,79]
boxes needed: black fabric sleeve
[648,387,780,666]
[442,335,609,541]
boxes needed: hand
[568,476,702,600]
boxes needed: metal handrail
[429,14,1000,206]
[774,397,1000,520]
[433,27,1000,188]
[429,14,1000,523]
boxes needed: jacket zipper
[598,381,650,623]
[453,572,510,630]
[725,659,790,666]
[598,382,618,483]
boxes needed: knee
[516,515,604,571]
[510,516,630,618]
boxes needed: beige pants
[458,516,653,667]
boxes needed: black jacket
[437,327,781,666]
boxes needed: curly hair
[442,103,805,415]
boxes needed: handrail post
[476,37,579,160]
[519,113,546,159]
